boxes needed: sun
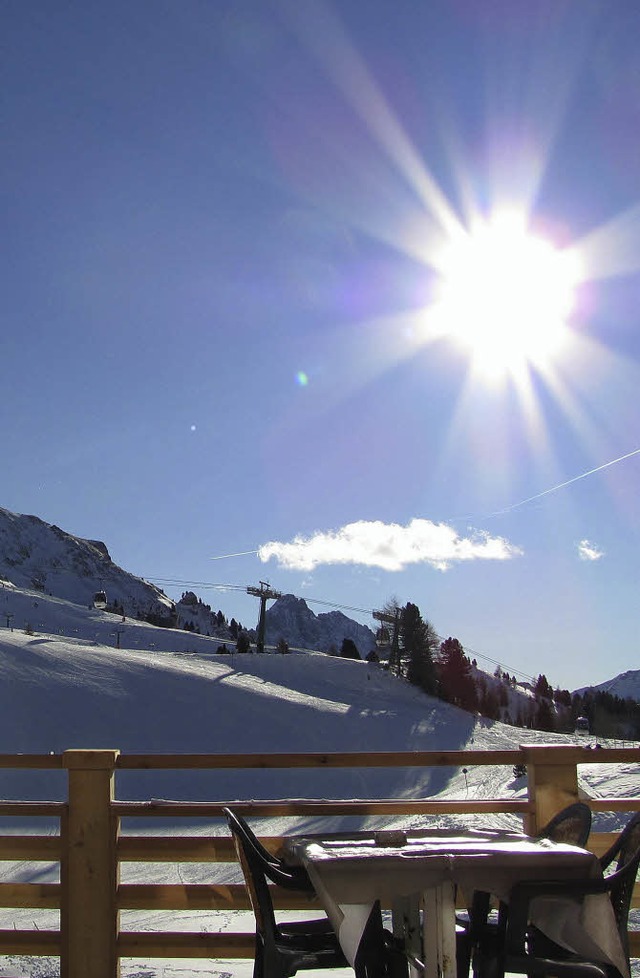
[430,211,582,378]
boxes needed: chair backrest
[224,807,280,867]
[223,807,314,892]
[537,802,592,848]
[224,806,279,940]
[599,811,640,874]
[601,813,640,965]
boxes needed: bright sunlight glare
[430,212,582,378]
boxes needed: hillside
[0,581,542,804]
[0,506,173,620]
[0,506,381,656]
[0,581,635,806]
[0,581,638,978]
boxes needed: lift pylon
[247,582,282,652]
[373,608,401,674]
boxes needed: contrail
[207,448,640,563]
[210,549,259,561]
[493,447,640,516]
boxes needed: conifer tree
[401,602,437,695]
[236,631,251,653]
[438,637,477,712]
[340,638,360,660]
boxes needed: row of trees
[367,599,640,738]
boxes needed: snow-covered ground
[0,584,637,977]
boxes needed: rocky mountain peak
[265,593,376,656]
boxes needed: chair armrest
[266,863,317,892]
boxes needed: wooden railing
[0,744,638,977]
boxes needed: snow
[0,582,637,978]
[575,672,640,703]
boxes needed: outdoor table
[283,827,628,978]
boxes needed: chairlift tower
[247,582,282,653]
[373,608,401,675]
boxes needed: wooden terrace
[0,744,637,977]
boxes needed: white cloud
[578,539,605,561]
[258,518,522,572]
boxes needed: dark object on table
[457,802,593,978]
[504,811,640,978]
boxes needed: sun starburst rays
[275,0,640,499]
[424,211,583,380]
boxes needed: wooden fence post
[62,749,120,978]
[521,744,580,835]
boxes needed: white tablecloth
[283,828,628,978]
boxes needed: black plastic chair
[457,803,593,978]
[224,807,393,978]
[224,807,316,893]
[505,811,640,978]
[538,802,593,848]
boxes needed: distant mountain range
[0,505,637,701]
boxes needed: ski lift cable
[146,578,374,615]
[148,578,247,592]
[145,577,537,684]
[461,643,537,685]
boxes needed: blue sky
[3,0,639,691]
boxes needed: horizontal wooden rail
[116,749,525,768]
[119,882,244,911]
[112,798,532,817]
[114,747,640,768]
[118,931,253,958]
[0,835,60,859]
[118,835,236,861]
[586,798,640,812]
[0,801,66,817]
[118,882,317,911]
[0,754,63,769]
[0,881,60,909]
[0,930,60,954]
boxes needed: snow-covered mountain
[265,593,377,655]
[0,506,174,621]
[575,671,640,702]
[0,507,379,655]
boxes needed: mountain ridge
[0,504,636,701]
[265,593,377,655]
